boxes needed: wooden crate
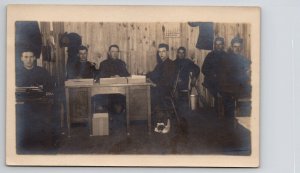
[92,113,109,136]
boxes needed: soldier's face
[21,51,36,69]
[214,40,224,51]
[109,47,119,60]
[232,42,242,54]
[78,49,88,61]
[177,49,185,59]
[158,47,168,61]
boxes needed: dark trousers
[151,86,172,124]
[175,91,190,116]
[93,94,126,113]
[220,92,236,119]
[220,83,251,119]
[16,103,55,152]
[204,82,220,110]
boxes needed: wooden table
[65,82,152,136]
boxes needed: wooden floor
[16,107,251,155]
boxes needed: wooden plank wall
[40,22,65,87]
[64,22,250,89]
[40,22,251,105]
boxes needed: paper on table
[65,78,94,86]
[127,75,146,83]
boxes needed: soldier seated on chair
[16,46,54,92]
[94,44,130,115]
[67,45,98,79]
[146,43,177,134]
[15,46,56,149]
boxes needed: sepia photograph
[6,5,260,167]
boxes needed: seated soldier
[15,46,55,149]
[147,43,177,134]
[16,46,53,92]
[67,45,98,79]
[97,44,130,78]
[94,44,130,114]
[66,46,99,128]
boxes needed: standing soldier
[218,36,251,126]
[202,37,227,109]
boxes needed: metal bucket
[190,94,198,110]
[189,86,200,110]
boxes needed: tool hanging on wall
[42,35,56,62]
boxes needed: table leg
[126,87,130,135]
[147,85,151,135]
[60,102,64,129]
[88,88,92,136]
[65,88,71,137]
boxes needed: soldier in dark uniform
[94,45,130,114]
[15,47,55,150]
[67,45,97,79]
[67,46,99,132]
[16,47,53,91]
[218,36,251,125]
[147,43,177,134]
[175,47,200,92]
[202,37,227,108]
[97,45,130,78]
[174,47,200,115]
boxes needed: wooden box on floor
[92,113,109,136]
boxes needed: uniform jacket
[16,66,53,91]
[147,58,177,95]
[174,58,200,91]
[202,50,227,89]
[97,58,130,78]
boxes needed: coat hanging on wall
[59,32,82,48]
[188,22,214,50]
[15,21,42,68]
[59,32,82,79]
